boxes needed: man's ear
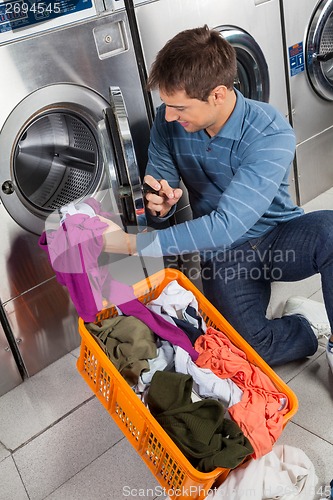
[210,85,228,104]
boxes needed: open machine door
[0,84,146,235]
[98,87,146,228]
[306,0,333,101]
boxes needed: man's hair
[147,25,237,101]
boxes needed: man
[101,25,333,369]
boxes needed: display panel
[0,0,92,32]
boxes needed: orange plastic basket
[77,268,298,499]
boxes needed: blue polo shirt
[137,89,303,258]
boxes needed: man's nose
[165,106,179,122]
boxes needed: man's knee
[310,210,333,240]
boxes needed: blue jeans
[201,210,333,366]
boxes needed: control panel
[0,0,98,42]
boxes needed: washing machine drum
[0,85,112,235]
[14,112,99,211]
[306,0,333,101]
[218,26,270,103]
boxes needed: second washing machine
[281,0,333,204]
[129,0,297,206]
[112,0,295,283]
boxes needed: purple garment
[119,299,198,361]
[39,207,199,361]
[39,214,135,320]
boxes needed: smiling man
[160,86,236,136]
[102,25,333,369]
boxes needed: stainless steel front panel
[0,204,54,303]
[0,317,23,396]
[295,128,333,205]
[3,278,80,377]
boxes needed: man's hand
[98,216,136,254]
[143,175,183,217]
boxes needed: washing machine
[280,0,333,204]
[127,0,289,114]
[111,0,295,283]
[0,2,153,393]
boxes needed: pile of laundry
[39,198,320,499]
[83,280,289,470]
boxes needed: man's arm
[136,125,297,258]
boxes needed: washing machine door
[306,0,333,100]
[98,87,145,226]
[216,26,270,102]
[0,84,145,235]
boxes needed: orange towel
[195,327,289,458]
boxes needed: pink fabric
[39,214,134,320]
[194,327,289,458]
[39,205,199,360]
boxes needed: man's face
[159,89,222,136]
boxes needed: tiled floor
[1,189,333,500]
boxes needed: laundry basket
[76,268,298,500]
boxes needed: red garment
[194,327,288,459]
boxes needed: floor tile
[0,456,29,500]
[0,354,93,450]
[287,352,333,445]
[13,397,124,500]
[70,346,81,359]
[302,191,333,213]
[274,345,325,384]
[267,275,321,319]
[278,422,333,494]
[0,443,10,463]
[310,289,324,302]
[46,438,166,500]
